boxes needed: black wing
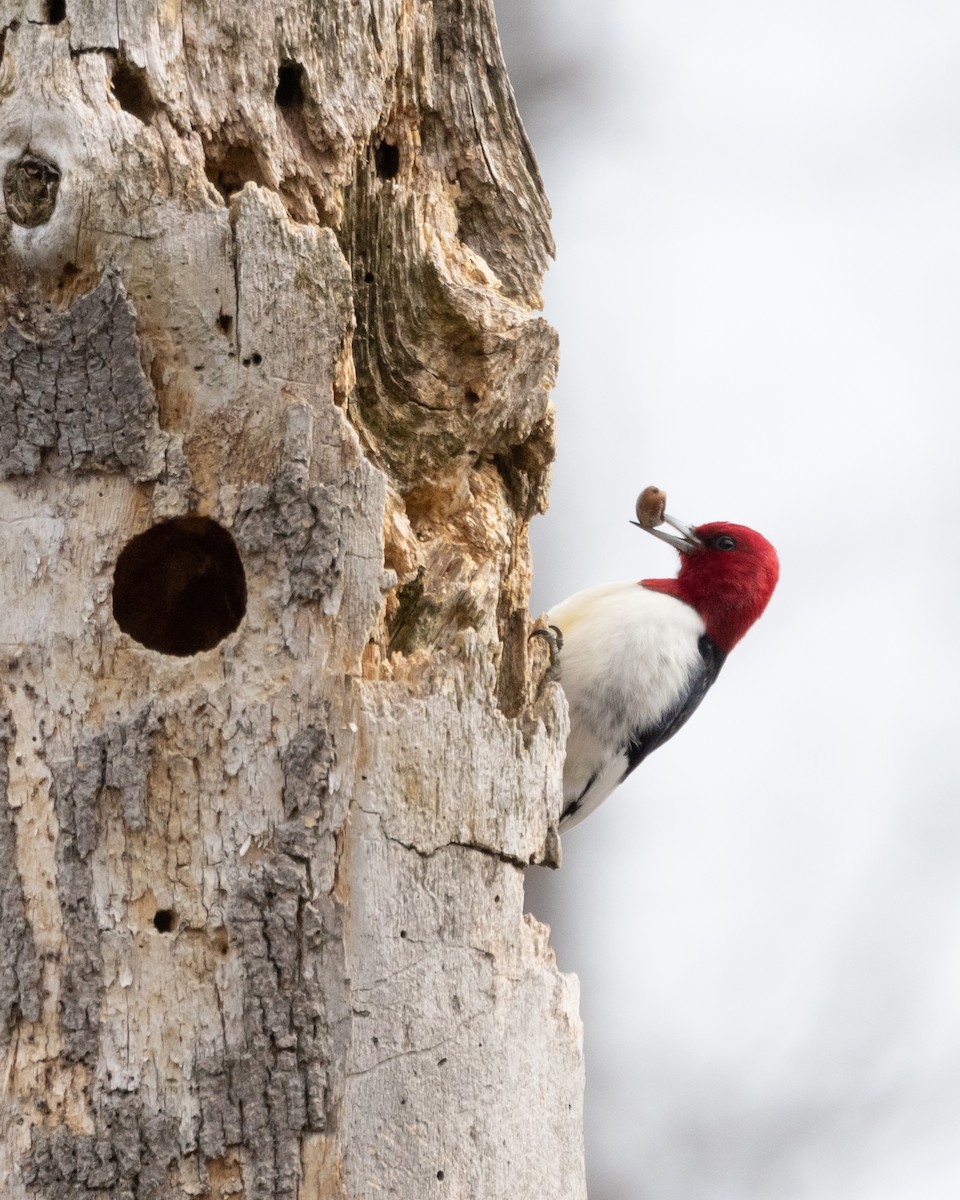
[623,635,726,778]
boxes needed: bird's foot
[532,628,561,700]
[530,623,564,666]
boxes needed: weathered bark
[0,2,584,1199]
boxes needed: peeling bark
[0,2,583,1198]
[0,710,41,1034]
[0,274,172,481]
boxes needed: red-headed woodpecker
[538,493,779,829]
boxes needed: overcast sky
[495,3,960,1197]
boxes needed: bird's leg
[528,628,566,700]
[530,623,564,666]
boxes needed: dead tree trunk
[0,2,584,1198]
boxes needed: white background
[494,2,960,1197]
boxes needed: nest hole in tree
[375,141,400,180]
[275,61,306,110]
[112,516,247,656]
[111,60,158,123]
[153,909,176,933]
[47,0,65,23]
[203,142,267,202]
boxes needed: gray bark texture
[0,2,584,1198]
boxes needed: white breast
[547,582,705,821]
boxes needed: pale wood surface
[0,3,583,1197]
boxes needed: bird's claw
[530,623,564,670]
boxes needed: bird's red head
[642,518,779,654]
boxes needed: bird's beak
[631,513,703,554]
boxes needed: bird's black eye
[714,535,737,551]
